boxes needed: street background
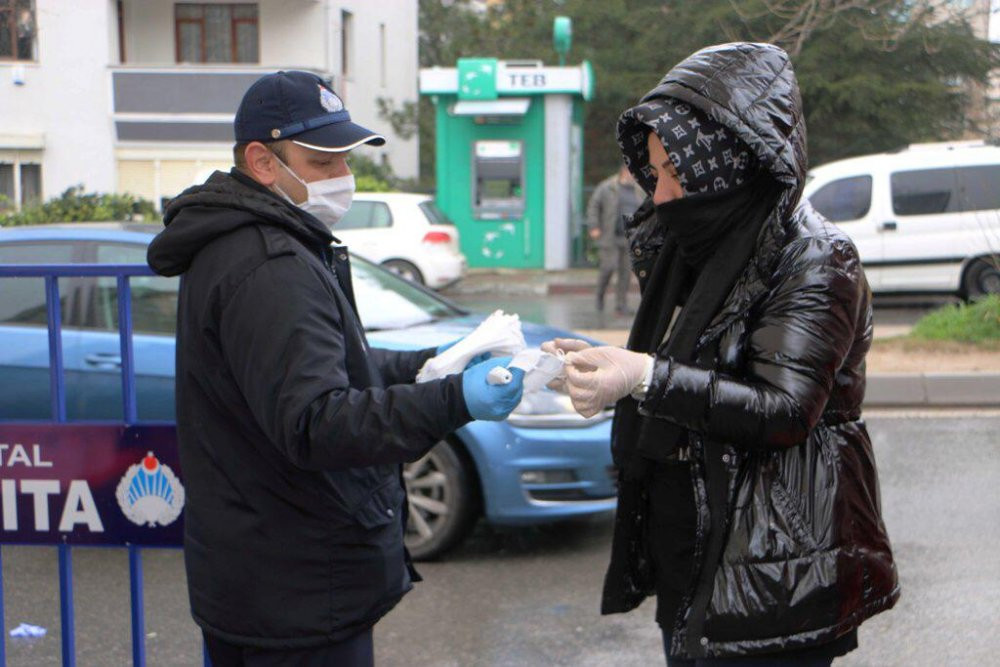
[2,410,997,666]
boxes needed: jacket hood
[147,169,334,276]
[636,42,807,200]
[619,43,811,354]
[620,43,807,297]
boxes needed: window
[175,3,258,64]
[808,175,872,223]
[418,200,454,226]
[954,164,1000,212]
[0,160,41,211]
[341,10,353,79]
[891,168,956,216]
[0,0,35,61]
[350,254,461,331]
[0,242,82,327]
[93,244,179,335]
[473,140,524,219]
[892,165,1000,216]
[337,201,393,231]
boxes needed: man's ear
[244,142,278,186]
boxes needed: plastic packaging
[509,348,566,393]
[10,623,46,638]
[417,310,526,382]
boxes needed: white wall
[324,0,420,180]
[121,0,419,179]
[124,0,327,69]
[0,0,419,208]
[0,0,116,200]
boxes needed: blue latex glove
[436,337,491,370]
[461,356,525,421]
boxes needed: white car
[803,141,1000,299]
[334,192,467,289]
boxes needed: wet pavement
[439,289,950,339]
[2,411,998,665]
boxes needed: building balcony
[110,65,338,145]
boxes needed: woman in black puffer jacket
[550,42,898,665]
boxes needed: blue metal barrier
[0,264,203,666]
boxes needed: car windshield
[347,253,464,330]
[0,235,462,334]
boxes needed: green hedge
[0,185,157,227]
[909,295,1000,344]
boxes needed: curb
[864,373,1000,407]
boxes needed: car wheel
[403,441,478,560]
[963,257,1000,301]
[382,259,424,285]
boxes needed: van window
[891,168,955,215]
[809,175,872,222]
[891,165,1000,216]
[955,164,1000,212]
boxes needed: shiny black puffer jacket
[601,43,899,659]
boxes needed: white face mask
[272,153,355,228]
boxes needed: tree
[405,0,996,185]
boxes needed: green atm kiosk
[419,20,593,269]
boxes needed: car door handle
[84,353,122,368]
[879,221,897,232]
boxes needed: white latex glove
[540,338,593,393]
[564,346,653,418]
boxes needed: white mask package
[416,310,526,383]
[417,311,568,400]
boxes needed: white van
[802,141,1000,299]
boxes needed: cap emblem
[319,85,344,112]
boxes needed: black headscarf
[612,99,780,466]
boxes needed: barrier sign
[0,424,183,546]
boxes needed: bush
[354,175,393,193]
[348,154,394,192]
[909,295,1000,344]
[0,185,157,227]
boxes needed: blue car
[0,223,616,558]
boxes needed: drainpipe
[153,158,162,213]
[324,0,332,79]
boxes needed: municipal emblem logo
[319,85,344,112]
[116,452,185,527]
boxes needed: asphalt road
[2,411,998,666]
[439,291,952,336]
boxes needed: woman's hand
[564,346,653,418]
[540,338,593,393]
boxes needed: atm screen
[473,140,524,219]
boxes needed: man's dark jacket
[604,43,899,658]
[147,170,472,648]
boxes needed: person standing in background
[587,164,645,315]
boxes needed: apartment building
[952,0,1000,139]
[0,0,418,211]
